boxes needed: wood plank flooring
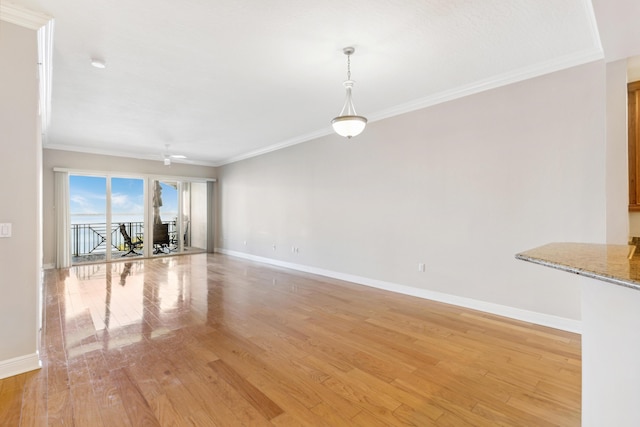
[0,254,581,426]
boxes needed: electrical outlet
[418,263,425,272]
[0,223,11,238]
[272,244,277,251]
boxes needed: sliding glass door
[69,175,107,264]
[150,180,208,256]
[184,182,208,254]
[68,173,210,265]
[110,177,145,259]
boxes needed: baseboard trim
[0,353,41,380]
[216,248,582,334]
[43,263,55,270]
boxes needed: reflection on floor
[1,253,581,426]
[72,246,205,265]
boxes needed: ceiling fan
[162,144,187,166]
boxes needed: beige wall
[0,23,41,365]
[217,61,608,324]
[42,149,217,266]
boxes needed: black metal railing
[71,221,176,256]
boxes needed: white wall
[217,61,607,327]
[42,149,217,267]
[0,22,42,374]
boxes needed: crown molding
[214,127,333,166]
[0,2,51,30]
[367,47,604,124]
[582,0,603,55]
[44,144,219,168]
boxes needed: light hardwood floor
[0,254,580,426]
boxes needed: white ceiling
[5,1,606,166]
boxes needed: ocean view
[71,213,178,225]
[71,214,142,225]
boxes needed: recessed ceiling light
[90,58,106,69]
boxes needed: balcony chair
[119,224,143,256]
[153,223,170,254]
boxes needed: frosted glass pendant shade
[331,80,367,138]
[332,115,367,138]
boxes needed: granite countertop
[516,242,640,291]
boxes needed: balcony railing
[71,221,176,257]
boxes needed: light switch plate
[0,223,12,238]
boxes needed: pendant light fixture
[331,47,367,138]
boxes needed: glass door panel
[69,175,107,264]
[152,180,178,256]
[110,177,145,259]
[185,182,208,253]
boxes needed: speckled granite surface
[516,242,640,291]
